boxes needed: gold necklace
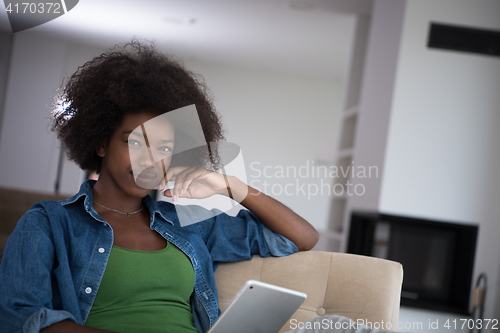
[93,201,143,217]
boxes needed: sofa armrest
[214,251,403,332]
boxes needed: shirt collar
[61,179,176,226]
[142,190,177,226]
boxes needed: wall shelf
[343,106,359,119]
[337,148,354,159]
[313,15,371,253]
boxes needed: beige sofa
[215,251,403,332]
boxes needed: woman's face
[98,111,175,197]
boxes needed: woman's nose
[137,146,155,168]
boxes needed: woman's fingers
[162,166,226,201]
[179,168,206,196]
[172,166,198,201]
[163,166,185,199]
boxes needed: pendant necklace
[93,201,143,217]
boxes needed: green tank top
[84,242,198,333]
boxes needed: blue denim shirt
[0,180,298,333]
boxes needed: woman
[0,41,318,333]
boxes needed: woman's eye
[128,140,141,146]
[158,146,172,153]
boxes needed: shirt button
[98,248,105,253]
[85,287,92,294]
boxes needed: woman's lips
[137,171,157,179]
[134,168,163,189]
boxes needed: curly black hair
[51,41,224,173]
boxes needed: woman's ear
[97,146,105,157]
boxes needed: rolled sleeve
[261,223,299,257]
[22,308,76,333]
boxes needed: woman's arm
[164,167,319,251]
[227,176,319,251]
[41,320,115,333]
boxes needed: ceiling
[0,0,372,80]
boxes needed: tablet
[207,280,307,333]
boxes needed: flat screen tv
[347,211,478,315]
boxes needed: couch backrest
[214,251,403,332]
[0,187,68,261]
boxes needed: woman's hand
[160,166,230,201]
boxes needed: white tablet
[207,280,307,333]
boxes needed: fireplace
[347,211,478,315]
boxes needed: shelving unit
[314,1,406,253]
[324,109,358,252]
[314,15,370,253]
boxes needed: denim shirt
[0,180,298,333]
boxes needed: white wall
[0,34,107,196]
[184,61,342,231]
[380,0,500,328]
[0,32,67,194]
